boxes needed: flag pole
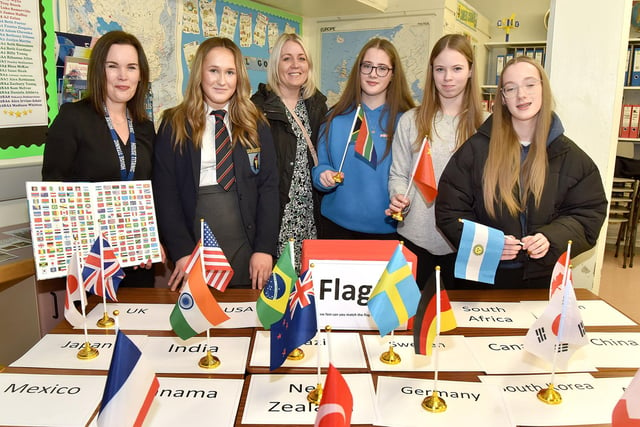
[200,219,207,280]
[75,236,99,360]
[96,231,114,328]
[423,266,447,412]
[334,104,361,183]
[287,237,305,361]
[391,136,428,222]
[308,264,323,405]
[380,242,404,365]
[537,240,572,405]
[199,328,220,369]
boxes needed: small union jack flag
[82,234,125,302]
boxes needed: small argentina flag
[454,219,504,284]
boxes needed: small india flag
[170,253,229,340]
[351,105,377,169]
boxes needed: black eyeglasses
[360,62,393,77]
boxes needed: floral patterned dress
[278,99,317,267]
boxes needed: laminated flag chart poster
[26,180,162,279]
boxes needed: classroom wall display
[319,14,433,106]
[0,0,58,160]
[62,0,301,126]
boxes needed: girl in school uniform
[153,37,279,290]
[312,38,415,239]
[386,34,486,289]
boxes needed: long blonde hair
[266,33,317,100]
[160,37,265,152]
[483,56,555,218]
[322,38,415,160]
[415,34,483,151]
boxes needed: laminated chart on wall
[26,180,162,279]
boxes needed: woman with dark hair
[153,37,279,290]
[42,30,156,287]
[312,38,415,239]
[436,56,607,288]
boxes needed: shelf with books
[484,40,546,86]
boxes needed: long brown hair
[160,37,265,152]
[86,31,150,122]
[323,38,415,160]
[483,56,554,218]
[414,34,483,151]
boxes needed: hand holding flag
[367,244,421,336]
[454,219,504,284]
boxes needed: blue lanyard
[103,103,137,181]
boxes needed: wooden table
[3,287,638,427]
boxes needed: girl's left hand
[521,233,550,259]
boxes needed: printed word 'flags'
[97,331,159,427]
[413,271,457,356]
[315,364,353,427]
[257,242,297,329]
[82,234,125,301]
[170,252,229,340]
[270,269,317,370]
[454,219,504,284]
[367,244,421,336]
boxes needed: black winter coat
[251,83,328,229]
[435,115,608,281]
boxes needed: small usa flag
[200,221,233,291]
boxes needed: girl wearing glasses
[435,56,607,288]
[312,38,415,239]
[386,34,485,289]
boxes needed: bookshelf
[618,38,640,158]
[481,40,547,113]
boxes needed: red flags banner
[315,363,353,427]
[413,137,437,203]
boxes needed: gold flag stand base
[333,173,343,184]
[77,341,99,360]
[96,312,114,328]
[198,350,221,369]
[380,345,401,365]
[422,391,447,412]
[307,383,323,405]
[287,347,305,361]
[391,211,404,222]
[537,384,562,405]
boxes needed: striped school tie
[212,109,235,191]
